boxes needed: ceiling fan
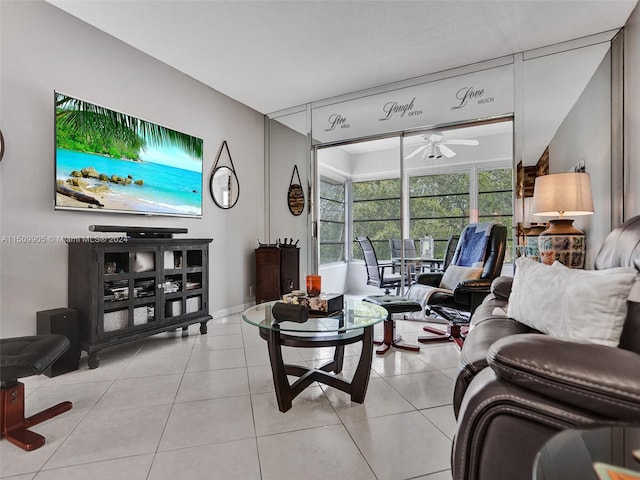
[405,133,479,159]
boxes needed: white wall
[267,119,309,284]
[0,1,265,337]
[626,2,640,218]
[549,51,612,269]
[318,263,348,294]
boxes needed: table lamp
[531,172,594,268]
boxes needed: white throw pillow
[507,257,638,347]
[439,265,484,290]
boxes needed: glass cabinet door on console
[101,247,159,337]
[67,238,212,369]
[160,247,207,323]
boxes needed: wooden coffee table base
[260,325,375,412]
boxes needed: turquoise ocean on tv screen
[56,148,202,216]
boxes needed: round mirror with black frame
[209,140,239,209]
[0,130,4,162]
[210,165,239,209]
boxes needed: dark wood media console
[67,237,212,368]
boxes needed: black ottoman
[1,335,73,451]
[364,295,423,355]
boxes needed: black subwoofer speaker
[36,308,80,377]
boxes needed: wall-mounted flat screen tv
[55,91,204,218]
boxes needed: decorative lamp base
[524,223,547,262]
[538,218,586,268]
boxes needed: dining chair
[355,236,405,295]
[389,238,421,280]
[389,238,418,259]
[442,234,460,270]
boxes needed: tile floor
[1,303,459,480]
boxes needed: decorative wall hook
[287,165,304,216]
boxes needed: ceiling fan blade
[442,139,479,146]
[405,145,427,159]
[439,144,457,158]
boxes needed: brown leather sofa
[451,215,640,480]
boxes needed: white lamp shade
[531,172,594,217]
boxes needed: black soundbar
[89,225,188,239]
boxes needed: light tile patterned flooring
[1,303,458,480]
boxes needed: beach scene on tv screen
[55,92,203,216]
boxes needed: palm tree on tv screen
[55,93,202,161]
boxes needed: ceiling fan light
[414,132,476,160]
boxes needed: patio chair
[355,236,405,295]
[389,238,420,280]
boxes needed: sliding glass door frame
[315,116,514,294]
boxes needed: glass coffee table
[242,300,387,412]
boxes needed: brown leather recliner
[451,215,640,480]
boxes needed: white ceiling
[46,0,638,115]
